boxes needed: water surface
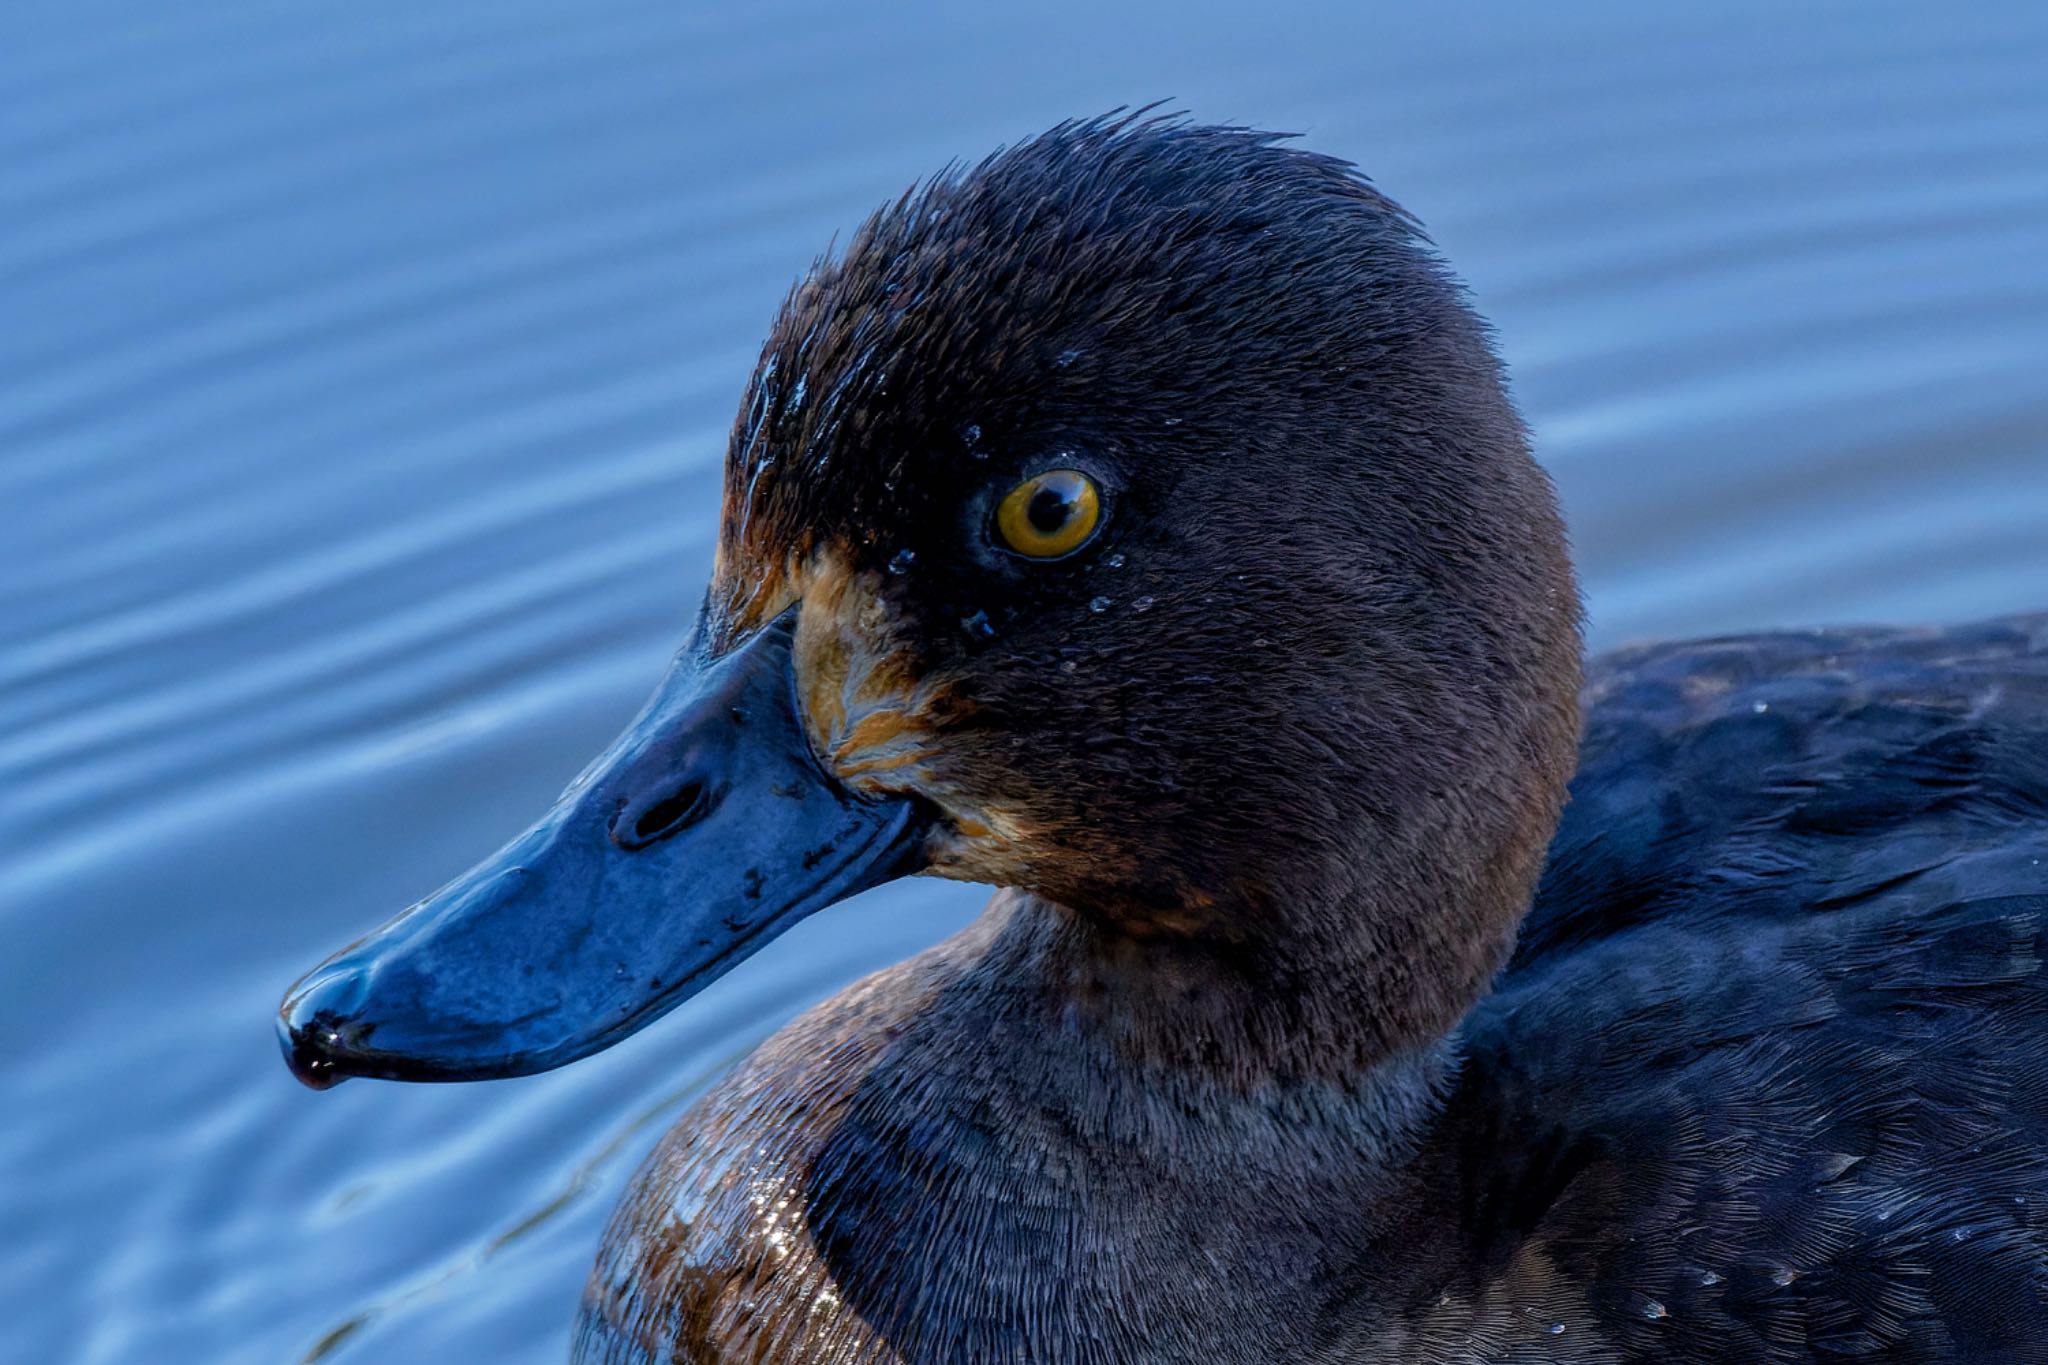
[3,2,2046,1360]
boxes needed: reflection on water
[2,1,2044,1360]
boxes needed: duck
[279,114,2048,1363]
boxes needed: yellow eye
[994,469,1101,559]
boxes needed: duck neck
[607,888,1480,1364]
[799,889,1466,1356]
[970,888,1463,1150]
[1027,867,1517,1085]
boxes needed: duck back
[1430,612,2048,1361]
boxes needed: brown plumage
[292,114,2048,1363]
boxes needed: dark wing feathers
[1518,614,2048,967]
[1449,613,2048,1363]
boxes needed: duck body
[579,614,2048,1364]
[276,116,2048,1363]
[1455,615,2048,1361]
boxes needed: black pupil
[1026,484,1073,535]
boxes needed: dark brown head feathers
[713,112,1583,1058]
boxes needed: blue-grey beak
[277,606,924,1088]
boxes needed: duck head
[280,115,1581,1089]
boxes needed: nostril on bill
[612,780,713,850]
[635,782,705,841]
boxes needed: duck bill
[277,607,925,1089]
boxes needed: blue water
[3,2,2045,1360]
